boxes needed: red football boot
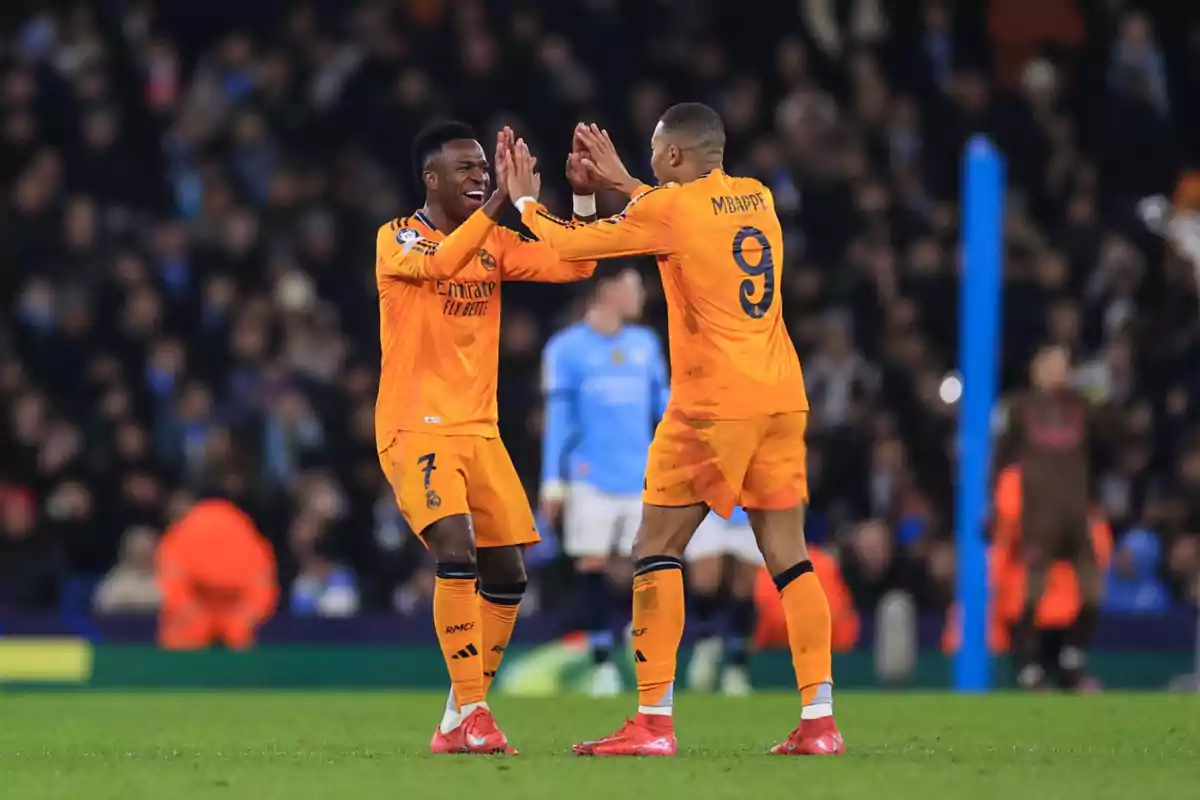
[429,724,469,754]
[460,707,511,754]
[430,707,515,755]
[573,714,677,757]
[769,716,845,756]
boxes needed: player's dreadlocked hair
[658,102,726,156]
[412,120,478,181]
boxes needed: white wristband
[572,194,597,217]
[515,196,537,213]
[541,480,566,502]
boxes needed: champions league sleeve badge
[396,227,422,253]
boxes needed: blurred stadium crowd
[2,0,1199,620]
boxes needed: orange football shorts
[643,410,809,519]
[379,432,540,548]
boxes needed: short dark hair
[658,102,725,153]
[412,120,478,181]
[591,264,639,298]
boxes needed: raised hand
[506,137,541,206]
[576,123,641,196]
[493,127,514,200]
[484,126,517,220]
[566,123,601,195]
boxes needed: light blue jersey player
[684,505,764,695]
[541,267,668,695]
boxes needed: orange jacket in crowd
[943,466,1113,653]
[987,0,1084,88]
[155,498,279,650]
[1173,169,1200,212]
[754,546,860,652]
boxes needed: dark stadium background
[0,0,1197,668]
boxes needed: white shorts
[563,484,642,558]
[685,514,764,565]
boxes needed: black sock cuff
[480,581,527,606]
[436,562,477,580]
[634,555,683,577]
[772,559,813,592]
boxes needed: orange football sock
[433,565,486,707]
[479,582,525,697]
[632,556,685,716]
[776,561,834,711]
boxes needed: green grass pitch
[0,692,1195,799]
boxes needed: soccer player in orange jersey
[503,106,843,756]
[375,121,596,754]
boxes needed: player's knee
[632,528,684,560]
[424,515,477,566]
[747,508,808,576]
[477,545,527,585]
[632,504,707,560]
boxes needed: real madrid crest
[478,248,497,271]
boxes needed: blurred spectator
[94,526,161,614]
[1104,528,1171,614]
[0,486,57,610]
[156,498,278,650]
[263,387,325,491]
[290,533,360,618]
[805,310,880,432]
[842,519,921,611]
[1108,11,1170,117]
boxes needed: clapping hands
[496,121,639,213]
[496,126,541,208]
[573,123,641,196]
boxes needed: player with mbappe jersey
[374,122,597,755]
[503,105,843,756]
[540,270,669,696]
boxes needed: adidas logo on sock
[450,643,479,660]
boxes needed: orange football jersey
[375,208,595,449]
[521,171,807,419]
